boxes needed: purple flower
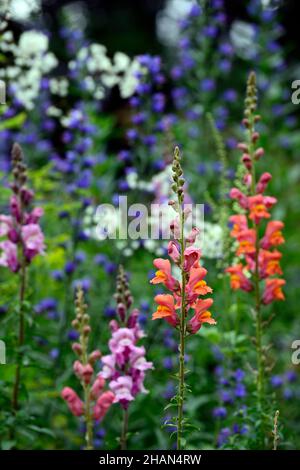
[217,427,231,447]
[163,357,173,370]
[189,4,202,17]
[201,78,215,92]
[35,298,57,314]
[51,270,64,281]
[126,129,138,141]
[219,389,233,404]
[171,66,183,80]
[234,369,245,382]
[283,388,293,400]
[50,348,59,360]
[65,261,76,275]
[235,383,247,398]
[152,93,165,113]
[213,406,227,419]
[285,370,297,383]
[68,329,79,341]
[271,375,283,388]
[104,306,116,318]
[223,89,237,102]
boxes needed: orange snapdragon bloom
[248,195,271,224]
[262,278,286,305]
[261,221,285,249]
[229,214,248,238]
[150,258,179,292]
[225,264,253,292]
[187,298,216,334]
[186,265,212,302]
[236,229,256,255]
[259,250,282,278]
[152,294,179,327]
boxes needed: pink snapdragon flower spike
[99,265,153,450]
[61,287,114,449]
[226,73,286,447]
[150,146,216,450]
[0,144,45,275]
[0,144,46,415]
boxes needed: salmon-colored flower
[229,215,248,238]
[150,258,179,291]
[236,229,256,255]
[168,240,180,263]
[256,172,272,194]
[262,278,285,305]
[225,264,253,292]
[183,246,201,271]
[186,266,212,302]
[259,250,282,279]
[230,188,249,209]
[248,195,271,224]
[152,294,178,327]
[261,221,285,249]
[187,298,216,334]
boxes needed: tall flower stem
[78,287,94,450]
[120,408,129,450]
[246,72,264,444]
[177,208,186,450]
[12,260,27,413]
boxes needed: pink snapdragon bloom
[0,215,13,236]
[110,376,135,405]
[100,266,153,409]
[100,325,153,408]
[21,224,45,261]
[62,287,115,438]
[0,240,19,272]
[183,246,201,271]
[0,144,45,274]
[61,387,84,417]
[94,391,115,420]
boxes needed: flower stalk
[150,146,216,449]
[226,72,286,448]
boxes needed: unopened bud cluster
[171,146,185,205]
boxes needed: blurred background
[1,0,300,451]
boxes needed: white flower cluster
[0,30,58,110]
[50,78,69,97]
[83,162,224,259]
[69,44,144,99]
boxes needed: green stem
[177,209,186,451]
[248,119,264,446]
[120,408,129,450]
[84,382,93,450]
[81,316,93,450]
[12,260,27,413]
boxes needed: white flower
[119,58,143,99]
[18,30,48,56]
[113,52,130,72]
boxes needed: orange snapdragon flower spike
[150,146,217,451]
[151,241,216,334]
[226,72,285,306]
